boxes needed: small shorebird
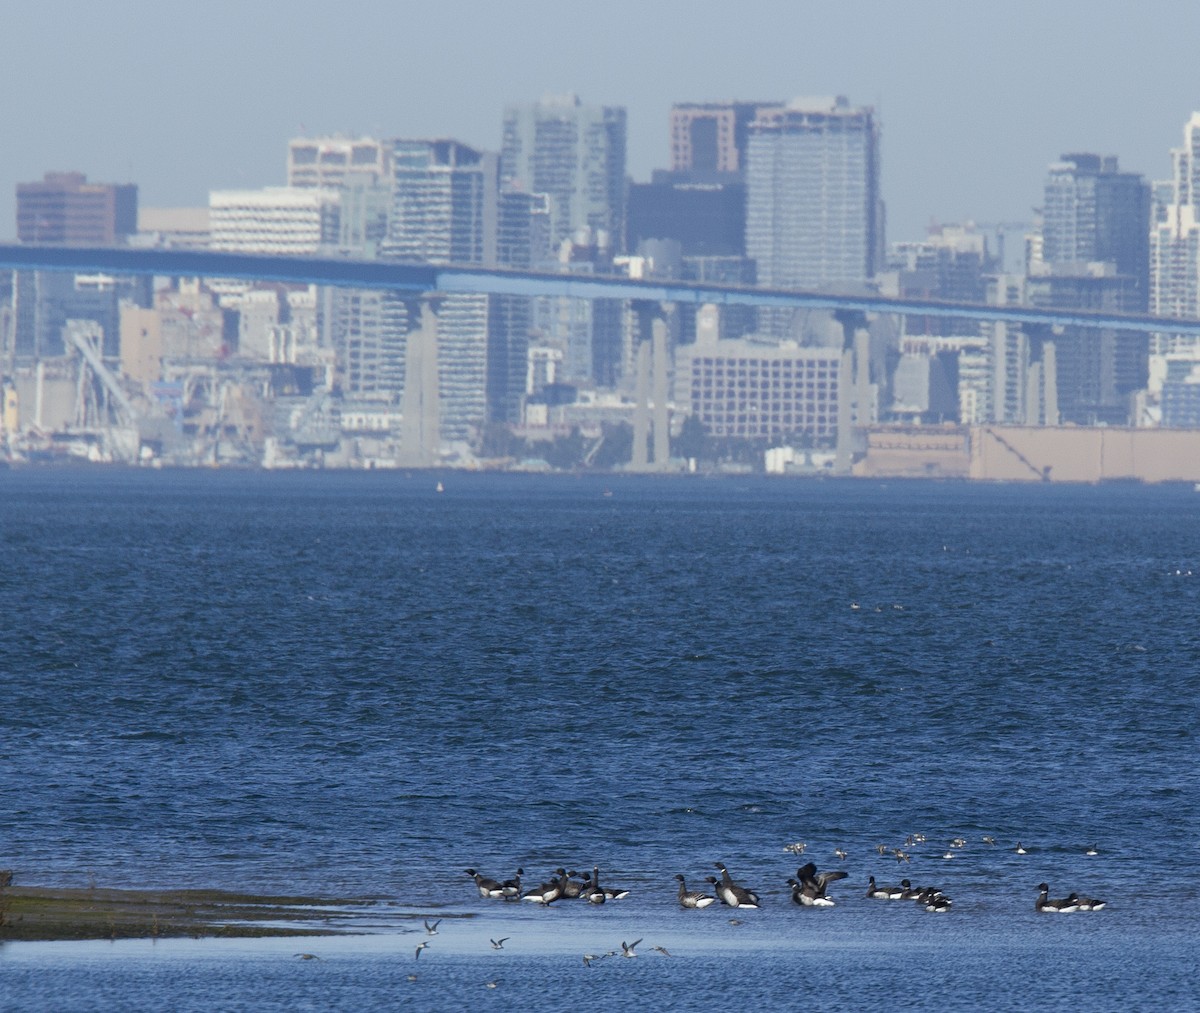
[414,942,430,960]
[424,919,441,936]
[1015,842,1027,855]
[490,937,509,950]
[620,939,642,958]
[834,848,848,861]
[652,945,672,957]
[294,953,321,960]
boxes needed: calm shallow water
[1,469,1197,1008]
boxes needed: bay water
[1,470,1196,1009]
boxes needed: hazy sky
[4,0,1199,245]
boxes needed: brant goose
[675,874,716,908]
[465,869,505,899]
[714,862,760,908]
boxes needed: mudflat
[0,884,386,941]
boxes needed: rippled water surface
[2,469,1197,1009]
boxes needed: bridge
[3,242,1200,336]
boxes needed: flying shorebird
[294,953,321,960]
[490,937,509,950]
[424,919,441,936]
[652,945,672,957]
[620,938,642,958]
[414,942,430,960]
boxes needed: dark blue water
[2,469,1198,1010]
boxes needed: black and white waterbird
[499,868,524,898]
[424,919,440,936]
[490,937,509,950]
[866,876,892,899]
[792,862,849,906]
[713,862,760,908]
[465,868,505,898]
[415,942,430,959]
[522,873,563,905]
[674,873,716,909]
[620,938,642,958]
[1036,883,1078,912]
[556,868,586,900]
[1072,892,1107,911]
[585,865,628,902]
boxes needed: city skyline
[4,1,1200,246]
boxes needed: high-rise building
[746,97,882,336]
[384,138,542,441]
[386,140,496,265]
[209,187,341,255]
[669,102,776,176]
[627,172,747,257]
[288,136,390,190]
[501,94,627,251]
[17,172,138,245]
[1042,154,1150,304]
[887,224,997,337]
[1151,113,1200,355]
[11,269,151,360]
[1036,153,1150,424]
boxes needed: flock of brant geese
[466,848,1105,914]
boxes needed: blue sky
[3,0,1198,244]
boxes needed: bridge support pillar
[398,295,442,468]
[629,302,674,472]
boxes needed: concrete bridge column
[399,295,441,468]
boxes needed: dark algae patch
[0,884,391,941]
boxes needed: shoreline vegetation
[0,883,424,942]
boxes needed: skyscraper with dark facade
[1035,153,1151,424]
[1042,153,1150,305]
